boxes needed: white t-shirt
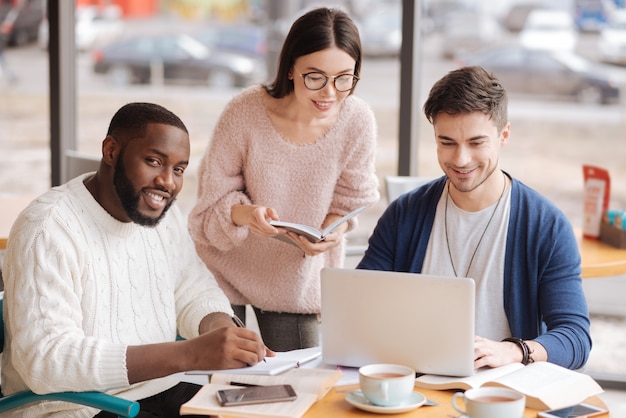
[422,182,512,340]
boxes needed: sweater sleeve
[358,178,444,272]
[505,181,591,370]
[328,96,380,231]
[188,90,255,253]
[529,215,591,369]
[169,206,234,339]
[357,199,402,271]
[3,198,129,394]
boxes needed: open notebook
[320,268,476,377]
[186,347,322,376]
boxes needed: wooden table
[306,386,609,417]
[578,232,626,278]
[0,195,36,250]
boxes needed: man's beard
[113,155,174,227]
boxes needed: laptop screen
[320,267,476,377]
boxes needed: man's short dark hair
[423,66,508,131]
[106,102,188,143]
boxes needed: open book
[414,362,603,410]
[180,367,343,417]
[186,347,321,376]
[269,206,365,244]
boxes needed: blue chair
[0,297,140,417]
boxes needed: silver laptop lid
[320,267,475,377]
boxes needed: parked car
[39,5,125,52]
[501,3,540,32]
[440,11,503,59]
[0,0,44,46]
[598,10,626,65]
[356,4,402,58]
[456,46,623,105]
[574,0,609,32]
[194,23,267,58]
[424,0,473,33]
[519,9,578,51]
[92,33,267,88]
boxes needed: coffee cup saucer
[345,390,426,414]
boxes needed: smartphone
[216,384,298,406]
[537,403,607,418]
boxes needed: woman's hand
[231,204,281,237]
[285,230,344,256]
[284,213,349,256]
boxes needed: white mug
[358,363,415,407]
[451,387,525,418]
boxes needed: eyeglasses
[298,71,359,92]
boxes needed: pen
[231,315,246,328]
[231,315,267,363]
[227,382,262,387]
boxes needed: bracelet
[502,337,534,365]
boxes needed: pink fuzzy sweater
[188,86,379,314]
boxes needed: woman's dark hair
[264,7,362,98]
[423,66,508,131]
[107,102,188,143]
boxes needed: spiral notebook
[320,268,476,377]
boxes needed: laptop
[320,267,475,377]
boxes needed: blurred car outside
[598,9,626,65]
[574,0,609,32]
[456,45,624,105]
[519,9,578,51]
[273,5,325,37]
[38,5,125,52]
[500,3,541,32]
[423,0,473,34]
[440,10,503,60]
[194,22,267,59]
[0,0,44,47]
[356,3,401,58]
[271,2,403,58]
[92,32,267,88]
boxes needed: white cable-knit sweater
[1,174,233,417]
[188,86,380,314]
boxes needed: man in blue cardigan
[358,66,591,371]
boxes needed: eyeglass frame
[295,69,360,92]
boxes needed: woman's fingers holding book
[294,234,337,256]
[246,205,280,236]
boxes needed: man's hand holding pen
[232,314,270,363]
[184,312,274,371]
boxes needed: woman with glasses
[188,7,379,351]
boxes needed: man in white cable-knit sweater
[1,102,271,417]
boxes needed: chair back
[0,293,140,416]
[385,176,432,203]
[65,151,100,182]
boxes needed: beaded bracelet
[502,337,534,365]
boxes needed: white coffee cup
[451,387,525,418]
[358,363,415,407]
